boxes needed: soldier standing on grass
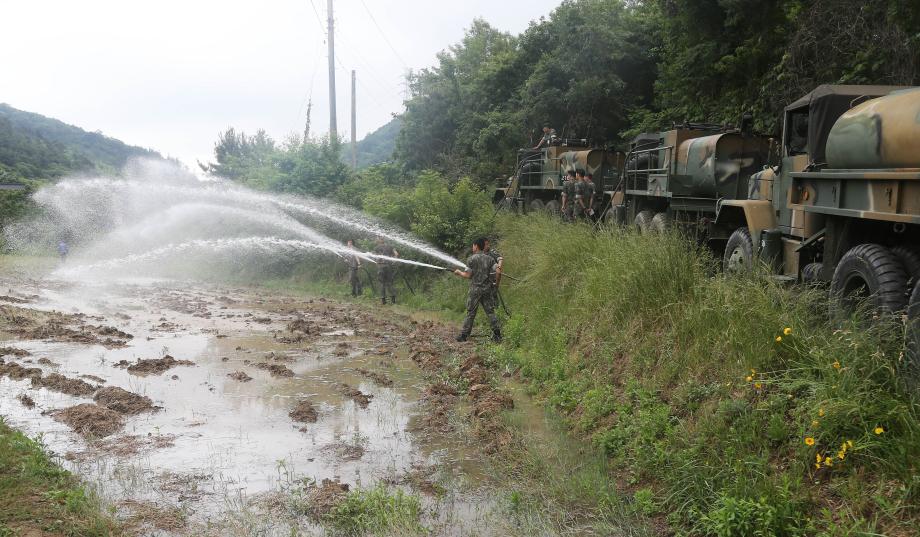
[373,238,399,305]
[584,173,597,220]
[344,239,362,297]
[561,169,577,222]
[452,237,502,343]
[573,169,588,220]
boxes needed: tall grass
[492,214,920,535]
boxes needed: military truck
[610,122,772,241]
[494,138,624,216]
[713,85,920,316]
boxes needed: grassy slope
[488,215,920,535]
[0,418,117,536]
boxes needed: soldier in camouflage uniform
[344,239,362,297]
[584,173,597,220]
[573,169,588,220]
[373,238,399,305]
[452,237,502,343]
[561,169,577,222]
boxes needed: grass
[0,417,118,536]
[324,485,425,536]
[488,214,920,536]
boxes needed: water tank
[673,133,771,199]
[826,87,920,169]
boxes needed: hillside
[0,103,162,184]
[352,117,400,169]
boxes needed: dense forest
[0,103,164,227]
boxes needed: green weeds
[324,485,424,536]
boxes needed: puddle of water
[0,278,516,535]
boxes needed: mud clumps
[31,373,97,397]
[0,346,30,357]
[36,357,59,367]
[289,399,319,423]
[304,479,350,518]
[227,370,253,382]
[279,318,315,343]
[17,393,35,408]
[338,383,372,408]
[356,368,393,387]
[53,403,124,438]
[0,360,42,381]
[254,362,294,378]
[93,386,157,415]
[122,355,195,376]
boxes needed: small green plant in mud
[0,418,117,535]
[324,485,425,536]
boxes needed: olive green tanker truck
[713,85,920,318]
[494,138,624,216]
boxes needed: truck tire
[634,210,655,233]
[545,199,561,215]
[892,245,920,291]
[723,227,753,273]
[650,212,670,233]
[529,199,545,213]
[830,243,908,315]
[801,262,823,284]
[907,283,920,389]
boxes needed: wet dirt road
[0,272,512,536]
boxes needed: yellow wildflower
[745,375,753,382]
[846,440,853,449]
[775,336,783,343]
[750,368,756,375]
[783,327,792,336]
[812,420,819,427]
[824,456,833,467]
[837,450,846,460]
[818,408,825,417]
[805,437,815,446]
[754,382,763,390]
[816,453,822,463]
[815,462,821,469]
[874,426,884,435]
[833,360,841,370]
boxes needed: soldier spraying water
[452,237,502,343]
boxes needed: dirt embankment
[31,373,97,397]
[1,304,132,348]
[53,403,124,438]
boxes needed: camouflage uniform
[459,253,501,340]
[583,180,597,220]
[345,254,362,297]
[572,180,588,219]
[486,248,503,302]
[562,178,576,221]
[374,243,397,304]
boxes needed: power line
[357,0,409,69]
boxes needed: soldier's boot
[455,332,469,342]
[381,297,387,305]
[390,296,396,305]
[492,329,502,343]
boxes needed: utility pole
[327,0,337,141]
[351,70,357,170]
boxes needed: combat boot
[492,330,502,343]
[455,333,469,342]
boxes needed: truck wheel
[801,262,823,284]
[650,212,670,233]
[529,199,545,213]
[892,245,920,291]
[545,200,561,215]
[830,243,908,316]
[907,283,920,389]
[723,227,753,273]
[634,210,655,233]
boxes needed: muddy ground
[0,267,525,536]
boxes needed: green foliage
[324,485,424,535]
[351,117,401,169]
[491,215,920,534]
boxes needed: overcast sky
[1,0,563,169]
